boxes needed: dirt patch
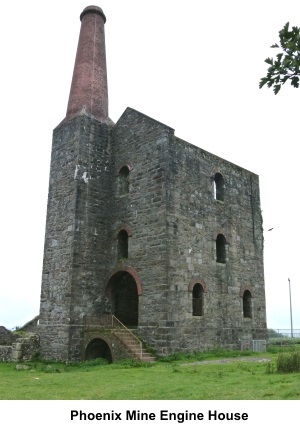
[180,357,271,366]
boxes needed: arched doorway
[106,270,140,327]
[84,338,112,362]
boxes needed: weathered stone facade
[0,327,39,362]
[38,6,267,362]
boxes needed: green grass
[1,349,300,400]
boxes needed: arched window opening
[243,290,252,318]
[117,230,128,259]
[216,234,226,263]
[214,173,224,201]
[193,283,204,316]
[118,166,130,195]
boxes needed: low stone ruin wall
[0,326,40,362]
[0,326,18,345]
[0,345,13,361]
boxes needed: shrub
[277,351,300,373]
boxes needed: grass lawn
[1,349,300,400]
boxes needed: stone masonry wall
[39,106,267,360]
[163,136,266,352]
[102,108,267,355]
[109,109,174,344]
[39,114,112,361]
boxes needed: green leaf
[281,22,290,35]
[273,84,281,94]
[259,77,269,89]
[291,76,299,87]
[282,75,290,84]
[260,22,300,94]
[265,57,273,65]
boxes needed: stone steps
[114,329,156,362]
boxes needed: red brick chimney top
[80,5,106,22]
[65,5,109,123]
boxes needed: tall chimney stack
[65,5,108,122]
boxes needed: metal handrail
[112,315,142,359]
[83,315,143,359]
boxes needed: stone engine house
[39,5,267,362]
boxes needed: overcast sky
[0,0,299,332]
